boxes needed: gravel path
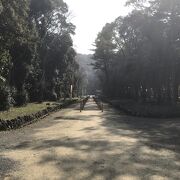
[0,99,180,180]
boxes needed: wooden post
[70,85,73,100]
[80,101,82,112]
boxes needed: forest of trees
[93,0,180,105]
[1,0,180,112]
[0,0,81,111]
[76,54,99,95]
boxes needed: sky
[65,0,131,54]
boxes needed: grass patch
[0,102,56,120]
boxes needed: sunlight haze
[65,0,130,54]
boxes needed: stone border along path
[80,97,103,112]
[0,99,78,131]
[80,97,89,112]
[93,97,104,112]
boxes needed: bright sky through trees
[65,0,130,54]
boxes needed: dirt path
[0,98,180,180]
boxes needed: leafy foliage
[93,0,180,105]
[0,85,11,111]
[0,0,80,110]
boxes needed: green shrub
[0,85,11,111]
[14,89,29,106]
[44,89,57,101]
[49,90,58,101]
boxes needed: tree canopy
[0,0,81,110]
[93,0,180,105]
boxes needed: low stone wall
[80,96,89,111]
[93,97,103,112]
[0,99,78,131]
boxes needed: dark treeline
[0,0,81,110]
[93,0,180,105]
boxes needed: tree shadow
[12,135,180,179]
[0,156,19,178]
[82,127,97,131]
[54,115,99,121]
[101,108,180,154]
[54,116,80,120]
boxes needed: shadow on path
[0,100,180,179]
[101,107,180,154]
[0,156,19,179]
